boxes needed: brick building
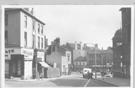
[112,7,131,78]
[120,8,131,78]
[46,38,72,75]
[73,56,87,72]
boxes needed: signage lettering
[22,50,33,56]
[5,49,14,53]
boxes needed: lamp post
[85,43,97,78]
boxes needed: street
[5,73,117,87]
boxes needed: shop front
[5,47,34,79]
[36,50,50,79]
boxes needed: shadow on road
[50,77,88,87]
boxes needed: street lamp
[85,43,97,78]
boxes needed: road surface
[5,73,117,87]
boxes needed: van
[82,68,92,78]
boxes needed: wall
[20,11,33,48]
[66,51,71,64]
[61,56,68,74]
[24,61,32,79]
[20,10,45,49]
[46,52,62,65]
[5,10,20,46]
[73,50,86,61]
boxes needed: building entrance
[10,55,24,78]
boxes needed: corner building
[5,8,46,79]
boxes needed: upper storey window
[24,15,27,28]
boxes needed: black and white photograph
[1,4,134,88]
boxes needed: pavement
[96,77,130,87]
[5,74,76,82]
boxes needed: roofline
[119,7,131,11]
[5,8,46,25]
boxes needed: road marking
[84,79,91,87]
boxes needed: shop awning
[39,62,50,68]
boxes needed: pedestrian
[90,72,93,79]
[101,71,105,80]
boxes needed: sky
[33,5,123,49]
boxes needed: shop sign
[5,48,21,60]
[21,48,33,59]
[37,51,44,61]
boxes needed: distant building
[86,44,113,72]
[112,29,123,77]
[74,56,87,72]
[102,47,113,71]
[86,45,102,72]
[46,38,72,75]
[64,42,87,71]
[5,8,46,79]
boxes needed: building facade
[86,45,113,72]
[46,38,72,75]
[5,8,46,79]
[120,8,131,78]
[112,29,123,77]
[74,56,87,72]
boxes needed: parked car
[82,68,92,78]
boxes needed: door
[11,55,24,78]
[12,59,22,77]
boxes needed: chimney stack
[95,44,98,48]
[75,41,78,50]
[80,42,82,50]
[31,8,34,16]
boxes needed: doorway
[10,55,24,78]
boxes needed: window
[89,60,91,64]
[5,31,8,44]
[78,62,80,65]
[81,62,83,65]
[38,36,40,49]
[126,23,131,42]
[38,24,40,34]
[41,38,43,49]
[24,15,27,27]
[84,62,87,66]
[32,35,35,48]
[74,62,76,65]
[24,32,27,47]
[5,14,8,26]
[41,25,43,35]
[32,20,35,31]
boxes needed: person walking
[90,72,93,79]
[101,71,105,80]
